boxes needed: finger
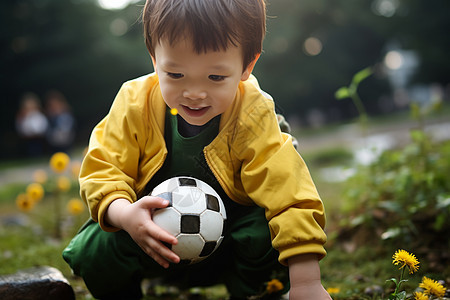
[143,237,180,266]
[147,224,180,261]
[148,221,178,245]
[140,195,170,208]
[141,242,172,268]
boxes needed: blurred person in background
[15,92,49,157]
[45,90,76,154]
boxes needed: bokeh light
[110,18,128,36]
[97,0,136,10]
[371,0,399,17]
[303,37,323,56]
[384,50,404,70]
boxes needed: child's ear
[241,53,260,81]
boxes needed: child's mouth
[181,105,209,117]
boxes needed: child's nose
[183,88,207,100]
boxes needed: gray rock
[0,266,75,300]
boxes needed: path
[1,119,449,188]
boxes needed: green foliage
[304,147,353,167]
[340,131,450,254]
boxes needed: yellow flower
[414,291,429,300]
[266,279,284,294]
[49,152,70,173]
[57,176,71,192]
[32,169,48,184]
[170,108,178,115]
[392,249,420,274]
[419,276,446,298]
[67,198,85,215]
[26,183,45,202]
[326,287,341,294]
[16,193,35,212]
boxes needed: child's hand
[289,281,332,300]
[288,254,332,300]
[105,196,180,268]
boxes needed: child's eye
[167,72,183,79]
[209,75,226,81]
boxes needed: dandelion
[392,249,420,274]
[414,291,429,300]
[170,108,178,115]
[266,279,284,294]
[57,176,71,192]
[67,198,84,215]
[26,183,45,202]
[326,287,341,294]
[50,152,70,173]
[32,169,48,184]
[419,276,446,298]
[16,193,35,212]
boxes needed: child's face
[152,37,254,126]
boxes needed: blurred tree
[0,0,448,159]
[1,0,150,158]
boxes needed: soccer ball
[150,176,227,264]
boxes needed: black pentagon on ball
[178,177,197,187]
[205,194,220,212]
[200,241,217,257]
[180,214,200,234]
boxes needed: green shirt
[145,108,240,216]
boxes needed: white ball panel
[172,187,206,214]
[199,210,224,241]
[173,234,204,259]
[152,207,181,236]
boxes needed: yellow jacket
[80,73,327,264]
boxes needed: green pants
[62,206,288,299]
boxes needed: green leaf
[387,278,398,285]
[335,87,350,100]
[397,291,407,300]
[351,67,373,86]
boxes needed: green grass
[0,178,406,300]
[0,183,27,205]
[1,110,449,299]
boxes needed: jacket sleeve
[234,98,327,265]
[79,82,148,232]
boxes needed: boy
[63,0,331,299]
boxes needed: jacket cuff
[97,191,133,232]
[278,243,327,266]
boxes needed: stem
[393,267,406,296]
[351,92,368,146]
[54,190,61,239]
[351,92,368,120]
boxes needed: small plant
[387,249,420,299]
[335,66,373,136]
[15,151,85,239]
[385,249,447,300]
